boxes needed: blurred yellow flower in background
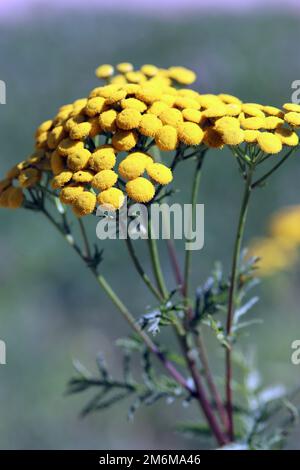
[249,205,300,276]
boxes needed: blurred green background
[0,9,300,449]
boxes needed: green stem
[125,236,164,302]
[183,151,206,302]
[251,148,295,189]
[41,206,196,397]
[225,166,254,440]
[147,218,169,299]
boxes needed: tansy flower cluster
[249,205,300,276]
[1,62,300,216]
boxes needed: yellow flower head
[168,66,196,85]
[269,206,300,245]
[240,115,265,130]
[177,122,204,146]
[140,64,159,77]
[95,64,114,79]
[35,119,53,137]
[283,103,300,113]
[244,130,259,143]
[85,97,106,117]
[257,132,283,154]
[72,170,94,184]
[89,145,116,172]
[275,126,299,146]
[116,108,142,130]
[111,130,138,151]
[126,177,155,203]
[139,114,162,137]
[218,94,242,105]
[67,148,91,171]
[92,170,118,191]
[284,111,300,127]
[97,187,125,210]
[73,191,97,217]
[182,108,202,124]
[264,116,284,130]
[203,104,228,118]
[116,62,134,74]
[121,97,147,113]
[136,85,162,104]
[125,71,146,84]
[57,138,84,157]
[248,237,296,276]
[159,108,183,128]
[147,162,173,185]
[99,109,118,132]
[50,150,65,176]
[60,185,84,205]
[51,171,73,189]
[155,125,178,151]
[118,154,146,180]
[47,125,65,149]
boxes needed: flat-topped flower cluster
[1,62,299,216]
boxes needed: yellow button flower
[57,138,84,157]
[89,146,116,172]
[60,185,84,205]
[203,104,228,118]
[244,130,259,143]
[155,125,178,151]
[116,62,134,73]
[99,109,118,132]
[92,170,118,191]
[275,127,299,146]
[97,187,125,210]
[147,163,173,185]
[159,108,183,128]
[264,116,284,130]
[73,191,97,217]
[178,122,204,146]
[126,177,155,203]
[67,148,91,171]
[116,108,142,130]
[283,103,300,113]
[147,101,169,116]
[140,64,159,77]
[47,125,65,149]
[51,171,73,189]
[95,64,114,79]
[85,97,106,117]
[284,111,300,127]
[139,114,163,137]
[175,96,200,110]
[35,119,53,137]
[182,108,202,124]
[218,94,242,105]
[240,115,265,130]
[50,150,65,175]
[168,66,196,85]
[257,132,283,154]
[112,130,138,151]
[136,85,162,104]
[118,155,146,180]
[72,171,94,183]
[121,97,147,113]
